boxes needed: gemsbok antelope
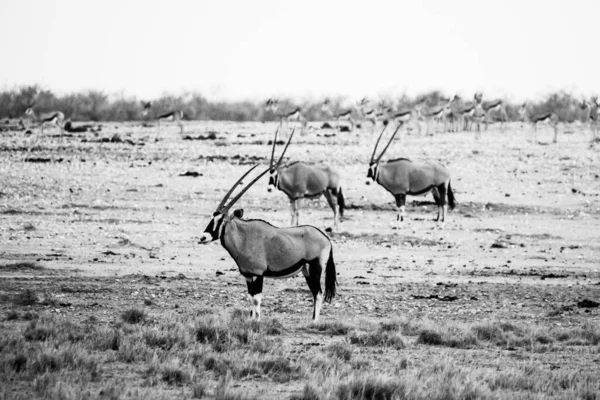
[142,101,184,135]
[267,127,345,230]
[474,93,509,131]
[198,164,338,321]
[265,98,307,136]
[321,98,356,132]
[518,102,559,144]
[580,97,599,146]
[366,126,456,227]
[24,102,66,136]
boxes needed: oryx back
[378,158,450,196]
[222,218,330,278]
[278,162,340,199]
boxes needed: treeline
[0,85,589,123]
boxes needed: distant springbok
[580,97,599,146]
[198,163,337,321]
[265,98,307,136]
[321,98,356,132]
[267,127,345,230]
[474,92,509,131]
[366,126,456,226]
[142,101,184,135]
[518,102,559,143]
[24,102,65,136]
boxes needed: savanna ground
[0,119,599,399]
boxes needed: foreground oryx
[199,164,337,321]
[366,126,456,226]
[267,128,345,230]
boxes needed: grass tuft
[121,308,146,324]
[349,331,405,349]
[307,320,352,335]
[14,289,38,306]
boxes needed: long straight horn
[216,164,260,212]
[376,125,402,163]
[370,125,388,163]
[275,127,295,168]
[270,126,279,168]
[222,167,271,213]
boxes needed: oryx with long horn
[198,164,338,321]
[366,126,456,226]
[268,127,345,230]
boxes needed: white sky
[0,0,598,102]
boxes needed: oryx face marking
[199,212,225,243]
[366,163,377,184]
[267,169,278,192]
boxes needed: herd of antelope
[16,93,598,322]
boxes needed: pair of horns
[370,124,402,164]
[270,126,296,169]
[215,126,295,214]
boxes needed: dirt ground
[1,120,599,399]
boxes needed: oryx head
[199,164,270,244]
[367,124,401,185]
[142,101,151,116]
[267,126,296,193]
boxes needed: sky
[1,0,598,103]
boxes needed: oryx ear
[233,209,244,218]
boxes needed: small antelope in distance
[267,127,345,231]
[321,98,356,132]
[471,93,488,140]
[198,162,338,322]
[142,101,184,135]
[24,102,66,136]
[416,98,449,135]
[366,125,456,227]
[357,98,387,133]
[518,102,559,144]
[265,98,307,136]
[580,97,599,146]
[473,93,509,131]
[382,100,422,137]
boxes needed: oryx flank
[321,98,355,132]
[198,164,337,321]
[580,97,599,146]
[265,98,307,135]
[24,102,66,136]
[142,101,185,135]
[518,102,559,144]
[267,127,345,230]
[366,126,456,226]
[474,93,509,131]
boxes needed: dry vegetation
[0,118,599,399]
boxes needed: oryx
[198,164,338,321]
[366,126,456,226]
[267,127,345,230]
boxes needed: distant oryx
[267,127,345,230]
[366,126,456,227]
[198,164,338,321]
[142,101,185,135]
[265,98,307,136]
[518,102,559,143]
[24,102,66,136]
[321,98,356,132]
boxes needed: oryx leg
[245,275,264,320]
[433,183,448,227]
[393,193,407,227]
[302,257,324,321]
[289,198,300,226]
[323,189,339,230]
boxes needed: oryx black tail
[447,180,456,210]
[324,247,337,303]
[337,187,345,218]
